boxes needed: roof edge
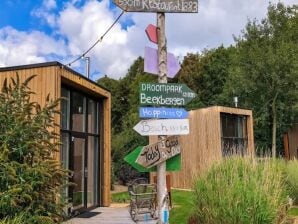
[0,61,110,92]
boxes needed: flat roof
[0,61,110,92]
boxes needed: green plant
[111,191,130,203]
[286,160,298,205]
[0,74,69,223]
[191,156,289,224]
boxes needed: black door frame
[61,86,102,215]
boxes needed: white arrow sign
[133,119,189,136]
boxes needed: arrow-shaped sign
[144,47,181,78]
[113,0,198,13]
[139,107,188,119]
[124,146,181,172]
[145,24,158,44]
[136,136,181,168]
[133,119,189,136]
[140,82,196,106]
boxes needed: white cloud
[0,26,66,66]
[0,0,296,80]
[31,0,58,27]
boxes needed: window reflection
[72,92,86,132]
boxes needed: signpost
[136,136,181,168]
[113,1,198,223]
[139,107,188,119]
[133,119,189,136]
[144,47,181,78]
[113,0,198,13]
[124,146,181,172]
[140,82,196,106]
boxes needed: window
[220,113,248,156]
[88,99,98,134]
[60,87,101,210]
[71,92,86,132]
[61,88,70,130]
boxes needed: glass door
[70,135,87,212]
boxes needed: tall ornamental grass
[286,159,298,205]
[191,157,289,224]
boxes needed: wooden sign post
[113,1,198,223]
[156,12,168,224]
[136,136,181,168]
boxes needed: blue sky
[0,0,296,80]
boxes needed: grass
[288,207,298,216]
[111,188,193,223]
[169,189,193,224]
[111,191,130,203]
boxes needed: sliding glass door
[60,87,100,214]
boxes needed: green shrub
[286,160,298,205]
[0,75,69,223]
[191,157,289,224]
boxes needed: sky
[0,0,296,80]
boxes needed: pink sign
[145,24,158,44]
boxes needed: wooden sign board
[144,47,181,78]
[136,136,181,168]
[140,82,196,106]
[113,0,198,13]
[133,119,189,136]
[139,107,188,119]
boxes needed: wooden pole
[157,12,168,224]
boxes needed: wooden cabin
[0,62,111,213]
[150,106,254,189]
[284,123,298,159]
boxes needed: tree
[98,57,155,184]
[0,75,69,223]
[177,46,235,109]
[222,3,298,156]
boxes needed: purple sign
[144,47,181,78]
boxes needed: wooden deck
[65,204,157,224]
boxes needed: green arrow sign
[139,82,196,106]
[124,146,181,172]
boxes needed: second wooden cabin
[150,106,255,189]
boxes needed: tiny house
[0,62,111,213]
[150,106,255,189]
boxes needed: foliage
[191,157,289,224]
[286,160,298,205]
[98,57,154,184]
[0,74,69,223]
[177,46,236,109]
[221,3,298,155]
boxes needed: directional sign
[145,24,158,44]
[139,107,188,119]
[133,119,189,136]
[136,136,181,168]
[113,0,198,13]
[140,82,196,106]
[144,47,180,78]
[124,146,181,172]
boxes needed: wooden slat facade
[286,123,298,159]
[150,106,255,189]
[0,62,111,206]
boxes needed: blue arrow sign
[139,107,189,119]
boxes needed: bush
[286,160,298,205]
[191,157,289,224]
[0,75,69,223]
